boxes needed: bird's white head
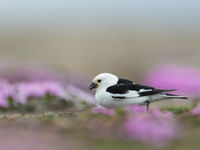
[89,73,118,91]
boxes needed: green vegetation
[166,106,190,114]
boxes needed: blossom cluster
[91,105,178,147]
[143,65,200,98]
[122,105,177,146]
[0,67,95,108]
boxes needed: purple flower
[14,81,70,104]
[143,65,200,97]
[91,106,114,116]
[122,116,178,146]
[191,107,200,115]
[0,65,95,108]
[0,79,14,107]
[152,109,173,119]
[125,105,147,113]
[122,106,177,146]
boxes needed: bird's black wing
[106,83,153,94]
[106,82,176,98]
[139,88,176,96]
[117,78,133,85]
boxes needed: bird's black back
[106,78,175,97]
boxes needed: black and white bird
[89,73,188,110]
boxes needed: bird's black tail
[162,93,188,99]
[157,89,188,99]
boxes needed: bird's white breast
[95,90,150,108]
[95,90,114,107]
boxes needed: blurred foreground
[0,65,199,150]
[1,105,200,150]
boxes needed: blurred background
[1,1,200,150]
[1,0,200,80]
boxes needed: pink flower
[191,107,200,115]
[125,104,147,113]
[0,65,95,108]
[143,65,200,98]
[152,109,173,119]
[14,81,69,104]
[91,106,114,116]
[122,116,178,146]
[0,80,14,107]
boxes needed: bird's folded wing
[111,90,140,99]
[107,83,154,94]
[107,83,176,100]
[139,89,176,96]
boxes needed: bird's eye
[97,79,101,83]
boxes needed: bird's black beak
[89,82,98,90]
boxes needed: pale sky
[0,0,200,31]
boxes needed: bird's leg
[145,101,150,112]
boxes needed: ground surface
[1,105,200,150]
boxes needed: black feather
[107,78,177,97]
[106,83,154,94]
[111,96,126,99]
[139,89,176,96]
[117,78,133,85]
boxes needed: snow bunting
[89,73,187,110]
